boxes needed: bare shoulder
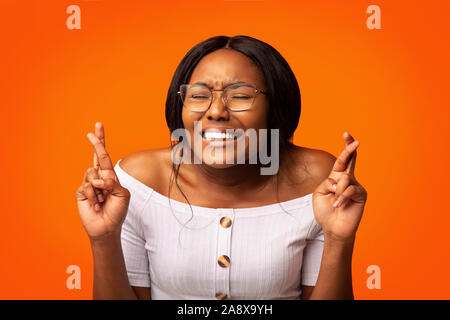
[117,147,173,192]
[298,145,336,180]
[280,144,337,191]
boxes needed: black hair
[165,35,302,244]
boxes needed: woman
[75,35,367,300]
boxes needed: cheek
[181,109,190,129]
[241,106,270,130]
[181,109,200,132]
[181,110,202,147]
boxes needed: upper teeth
[203,131,235,140]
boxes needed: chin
[204,162,237,169]
[199,146,249,168]
[200,152,238,168]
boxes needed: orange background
[1,0,449,299]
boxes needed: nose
[205,91,229,121]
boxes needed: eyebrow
[192,80,247,89]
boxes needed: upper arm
[300,285,315,300]
[119,151,167,293]
[132,286,152,300]
[299,149,333,297]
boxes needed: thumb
[91,178,130,199]
[314,177,338,196]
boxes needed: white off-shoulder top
[114,159,324,300]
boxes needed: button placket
[214,208,234,299]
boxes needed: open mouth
[201,130,244,141]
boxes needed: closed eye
[191,95,209,99]
[231,95,251,99]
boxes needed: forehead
[188,49,265,88]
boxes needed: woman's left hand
[312,132,368,242]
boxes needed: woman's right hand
[75,122,130,241]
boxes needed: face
[181,48,270,168]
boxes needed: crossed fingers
[328,132,365,208]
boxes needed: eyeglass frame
[177,82,269,112]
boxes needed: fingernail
[333,196,342,208]
[93,179,104,186]
[333,199,339,208]
[332,184,337,190]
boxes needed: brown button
[215,292,228,300]
[220,216,232,228]
[217,255,230,268]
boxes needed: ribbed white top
[115,159,324,300]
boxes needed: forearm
[90,234,137,300]
[308,235,355,300]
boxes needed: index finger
[332,139,359,173]
[87,132,113,170]
[343,132,357,175]
[346,150,357,175]
[93,122,105,169]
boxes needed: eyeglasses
[177,83,269,112]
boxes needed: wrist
[323,233,355,262]
[323,231,356,247]
[89,232,122,249]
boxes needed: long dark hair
[165,35,302,242]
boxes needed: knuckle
[103,177,114,186]
[362,186,368,197]
[346,185,356,194]
[337,177,349,186]
[84,169,96,182]
[75,186,84,197]
[327,177,336,185]
[98,153,110,161]
[102,179,115,192]
[86,168,98,178]
[123,187,131,198]
[84,183,94,196]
